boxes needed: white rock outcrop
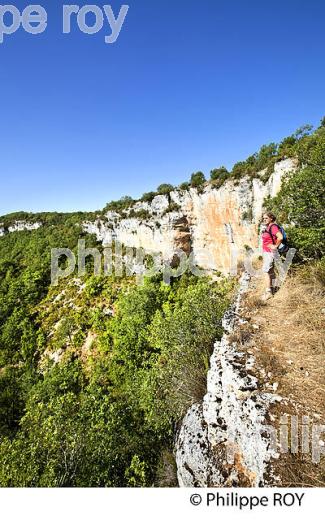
[0,221,42,235]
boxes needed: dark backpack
[268,223,289,254]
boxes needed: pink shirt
[262,224,280,253]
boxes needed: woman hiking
[261,212,283,300]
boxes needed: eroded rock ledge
[175,273,281,487]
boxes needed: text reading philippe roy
[189,491,305,510]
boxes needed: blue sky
[1,0,325,214]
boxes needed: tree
[179,182,190,191]
[269,166,325,259]
[296,126,325,171]
[141,192,157,202]
[231,161,247,179]
[210,166,229,181]
[157,184,174,195]
[190,172,206,187]
[104,196,134,213]
[278,135,297,158]
[255,143,278,171]
[294,124,313,140]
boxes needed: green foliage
[278,135,297,159]
[0,358,161,487]
[255,143,277,171]
[268,127,325,260]
[0,211,97,231]
[125,455,149,487]
[104,196,134,213]
[190,171,206,187]
[231,161,248,179]
[271,167,324,229]
[138,277,233,429]
[106,278,170,370]
[294,124,313,140]
[140,192,157,203]
[0,214,97,453]
[85,275,105,297]
[295,125,325,171]
[231,143,278,182]
[157,184,174,195]
[210,166,229,181]
[128,209,151,220]
[0,366,36,439]
[0,267,234,487]
[285,227,325,260]
[162,202,181,215]
[179,182,190,191]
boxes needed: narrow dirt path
[238,267,325,486]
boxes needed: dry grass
[241,262,325,486]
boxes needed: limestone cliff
[83,158,297,274]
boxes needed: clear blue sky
[1,0,325,214]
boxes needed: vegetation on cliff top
[99,117,324,215]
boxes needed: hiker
[261,212,283,300]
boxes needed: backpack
[268,223,289,254]
[268,224,289,255]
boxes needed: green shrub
[190,171,206,187]
[231,161,248,179]
[269,135,325,260]
[136,209,151,220]
[270,167,324,229]
[255,143,278,172]
[128,208,151,220]
[278,135,297,159]
[104,196,134,213]
[210,166,229,181]
[157,184,174,195]
[162,202,181,215]
[179,182,190,191]
[141,192,157,203]
[137,277,234,430]
[286,227,325,260]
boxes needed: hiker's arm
[270,231,283,250]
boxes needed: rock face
[0,221,42,235]
[83,158,297,274]
[175,273,281,487]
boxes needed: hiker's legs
[267,267,276,292]
[262,252,275,298]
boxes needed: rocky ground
[176,264,325,487]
